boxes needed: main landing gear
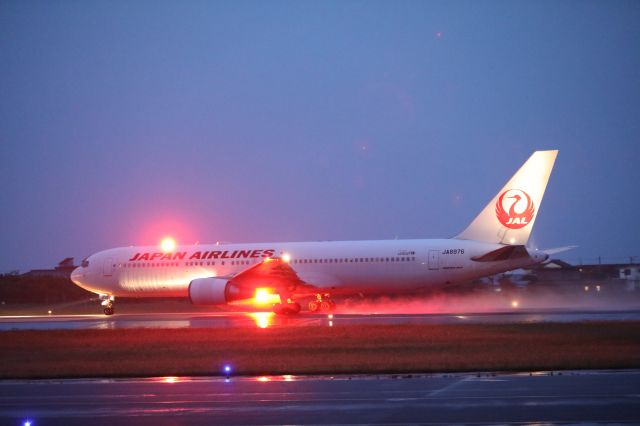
[100,295,115,316]
[308,293,336,313]
[271,294,336,315]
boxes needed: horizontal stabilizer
[542,245,578,255]
[471,245,530,262]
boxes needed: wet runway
[1,370,638,425]
[1,309,640,330]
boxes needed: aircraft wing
[227,257,309,297]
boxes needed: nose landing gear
[308,293,336,313]
[100,295,115,315]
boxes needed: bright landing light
[160,237,177,253]
[253,288,280,306]
[255,288,271,305]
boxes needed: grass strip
[1,322,639,379]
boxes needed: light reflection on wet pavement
[1,309,640,330]
[2,370,639,425]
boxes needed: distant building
[504,259,640,292]
[21,258,77,278]
[618,265,640,290]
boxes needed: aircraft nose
[70,267,84,286]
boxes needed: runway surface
[1,309,640,330]
[1,370,638,425]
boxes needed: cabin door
[428,250,439,270]
[103,258,114,276]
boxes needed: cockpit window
[81,258,90,268]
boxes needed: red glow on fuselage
[134,216,199,247]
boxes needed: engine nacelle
[188,277,230,305]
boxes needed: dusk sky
[1,0,639,272]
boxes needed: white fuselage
[70,238,547,298]
[70,150,559,307]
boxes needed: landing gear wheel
[320,300,336,312]
[100,295,115,316]
[309,294,336,313]
[320,301,332,312]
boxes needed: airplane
[71,150,558,316]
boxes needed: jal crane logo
[495,189,535,229]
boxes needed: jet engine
[188,277,255,305]
[188,278,231,305]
